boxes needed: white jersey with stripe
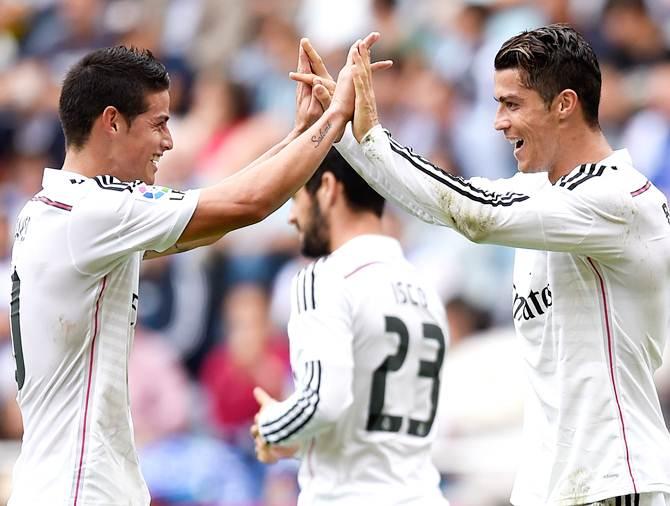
[257,235,450,506]
[8,169,199,506]
[336,125,670,506]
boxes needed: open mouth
[151,154,162,170]
[508,137,525,157]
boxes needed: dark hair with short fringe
[59,46,170,148]
[494,24,601,128]
[305,148,385,217]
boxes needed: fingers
[253,386,272,406]
[297,40,310,74]
[290,71,320,85]
[346,39,361,65]
[301,38,333,80]
[313,82,332,110]
[371,60,393,72]
[361,31,381,50]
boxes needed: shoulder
[555,163,622,193]
[291,257,338,314]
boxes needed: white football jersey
[258,235,450,506]
[8,169,198,506]
[337,125,670,506]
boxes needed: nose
[494,104,510,132]
[162,126,174,151]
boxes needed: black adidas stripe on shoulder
[93,175,142,192]
[383,130,531,207]
[558,164,617,191]
[294,257,327,314]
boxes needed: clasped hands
[291,32,392,144]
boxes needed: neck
[548,125,613,183]
[329,210,384,252]
[61,142,111,179]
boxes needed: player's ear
[318,172,338,208]
[100,106,123,135]
[556,89,578,121]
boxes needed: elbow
[233,190,276,227]
[449,209,495,244]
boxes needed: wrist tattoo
[311,121,332,148]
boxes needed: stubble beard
[300,200,331,259]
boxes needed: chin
[517,161,544,174]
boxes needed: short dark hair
[305,148,385,217]
[59,46,170,148]
[494,24,601,128]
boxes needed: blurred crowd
[0,0,669,505]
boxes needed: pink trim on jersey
[344,261,383,279]
[31,195,73,211]
[630,181,651,197]
[587,257,637,493]
[73,276,108,506]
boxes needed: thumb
[253,386,272,406]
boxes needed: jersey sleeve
[336,124,631,259]
[257,261,355,446]
[68,181,200,274]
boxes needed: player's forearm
[336,124,457,228]
[244,128,301,171]
[338,124,533,243]
[258,361,353,446]
[178,109,347,243]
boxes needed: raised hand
[290,33,392,112]
[294,41,331,133]
[351,40,380,141]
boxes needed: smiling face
[110,90,173,184]
[493,68,562,174]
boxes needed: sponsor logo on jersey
[513,283,552,321]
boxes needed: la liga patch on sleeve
[136,184,185,201]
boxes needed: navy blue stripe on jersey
[294,260,322,313]
[384,130,531,207]
[260,361,322,444]
[294,269,302,314]
[558,164,588,187]
[301,266,307,312]
[93,175,141,192]
[31,196,72,211]
[608,494,640,506]
[558,164,617,191]
[261,361,317,428]
[309,262,316,310]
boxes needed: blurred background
[0,0,669,504]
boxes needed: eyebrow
[494,94,523,103]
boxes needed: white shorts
[585,493,670,506]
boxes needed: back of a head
[306,148,385,217]
[494,24,602,128]
[59,46,170,149]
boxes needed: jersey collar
[42,168,88,188]
[599,148,633,167]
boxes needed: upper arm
[477,178,631,258]
[288,262,355,367]
[69,182,199,273]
